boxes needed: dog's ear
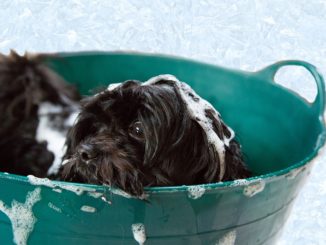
[223,140,250,180]
[64,112,94,158]
[0,51,80,115]
[204,108,250,181]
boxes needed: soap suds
[28,175,146,200]
[80,205,96,213]
[105,75,237,181]
[286,166,306,180]
[231,179,250,186]
[131,223,146,245]
[110,188,133,198]
[187,185,206,199]
[36,102,79,175]
[28,175,96,196]
[109,187,148,200]
[143,74,234,181]
[217,230,237,245]
[243,180,265,197]
[0,188,41,245]
[107,83,122,91]
[52,188,62,193]
[88,192,103,199]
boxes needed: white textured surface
[0,1,325,244]
[131,223,146,245]
[217,230,237,245]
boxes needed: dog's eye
[129,121,144,140]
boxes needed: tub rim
[0,51,325,194]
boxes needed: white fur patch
[36,101,79,175]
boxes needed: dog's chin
[60,157,146,197]
[60,159,98,184]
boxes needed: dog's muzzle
[77,143,98,164]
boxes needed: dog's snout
[78,144,98,163]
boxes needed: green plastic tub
[0,52,325,245]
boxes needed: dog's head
[60,75,250,196]
[0,51,80,177]
[0,51,80,133]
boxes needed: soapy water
[187,185,206,199]
[217,230,237,245]
[131,223,146,245]
[0,188,41,245]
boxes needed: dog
[0,51,80,177]
[59,74,250,197]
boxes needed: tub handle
[256,60,325,120]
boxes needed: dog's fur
[59,79,250,196]
[0,51,80,177]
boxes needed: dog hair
[0,51,80,177]
[59,75,250,196]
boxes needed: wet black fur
[59,80,250,196]
[0,51,80,177]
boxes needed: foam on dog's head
[59,76,248,196]
[106,75,235,180]
[142,75,235,181]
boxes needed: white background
[0,1,325,244]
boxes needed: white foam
[28,175,96,196]
[109,186,148,200]
[101,196,112,205]
[110,188,133,198]
[243,180,265,197]
[107,83,122,91]
[87,192,103,199]
[0,188,41,245]
[28,175,55,188]
[187,185,206,199]
[286,167,305,180]
[143,74,235,181]
[217,230,237,245]
[131,223,146,245]
[52,188,62,193]
[231,179,250,186]
[80,205,96,213]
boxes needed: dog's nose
[78,144,98,163]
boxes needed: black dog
[59,75,250,196]
[0,51,80,177]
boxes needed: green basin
[0,52,325,245]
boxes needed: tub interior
[47,52,323,176]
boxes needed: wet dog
[59,75,250,196]
[0,51,80,177]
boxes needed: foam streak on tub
[132,223,147,245]
[217,230,237,245]
[0,188,41,245]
